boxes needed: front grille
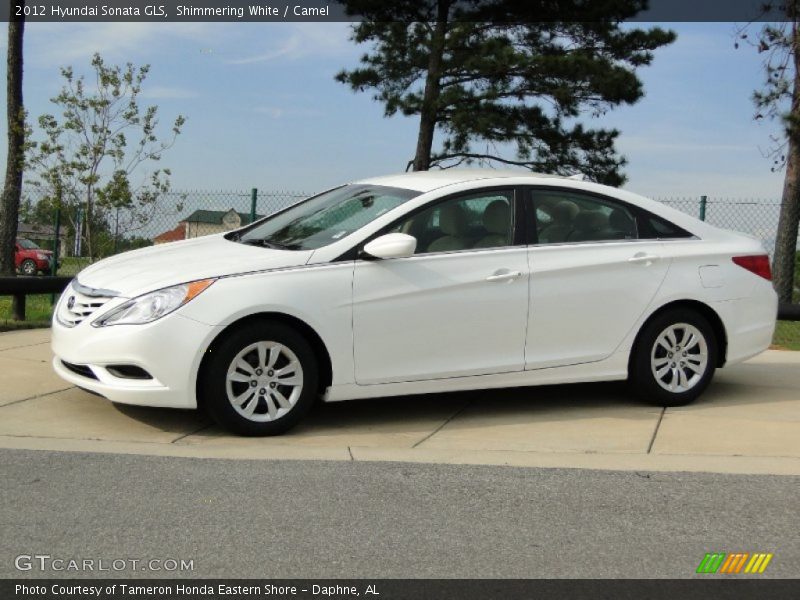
[57,281,116,327]
[61,360,98,380]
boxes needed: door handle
[486,270,522,283]
[628,253,660,265]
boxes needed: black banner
[0,0,794,23]
[4,580,800,600]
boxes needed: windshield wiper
[240,238,300,250]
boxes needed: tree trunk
[412,1,449,172]
[774,18,800,303]
[775,142,800,303]
[1,6,25,319]
[85,188,93,260]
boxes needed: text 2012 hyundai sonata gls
[52,170,778,435]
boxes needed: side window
[391,190,514,254]
[639,213,694,239]
[531,190,637,244]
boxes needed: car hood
[75,234,314,297]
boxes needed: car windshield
[237,184,420,251]
[17,239,39,249]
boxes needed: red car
[15,238,57,275]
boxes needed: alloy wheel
[650,323,709,393]
[225,341,304,422]
[21,260,36,275]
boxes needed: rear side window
[531,190,637,244]
[639,214,694,239]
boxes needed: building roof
[153,223,185,243]
[17,222,60,237]
[182,208,263,225]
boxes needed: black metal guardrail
[779,302,800,321]
[0,276,72,295]
[0,275,799,322]
[0,276,72,321]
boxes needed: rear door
[525,188,670,369]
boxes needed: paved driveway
[1,328,799,475]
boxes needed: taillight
[732,255,772,280]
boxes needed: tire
[20,259,37,275]
[199,321,319,436]
[629,308,718,407]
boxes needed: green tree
[737,2,800,302]
[336,0,675,185]
[26,53,185,259]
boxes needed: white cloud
[24,22,220,66]
[227,34,302,65]
[226,23,354,65]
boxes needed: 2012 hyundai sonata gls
[52,170,778,435]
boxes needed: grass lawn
[0,294,55,332]
[772,321,800,351]
[57,256,91,277]
[0,257,86,331]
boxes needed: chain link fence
[16,188,308,276]
[6,188,800,348]
[656,196,787,259]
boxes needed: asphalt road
[1,449,798,579]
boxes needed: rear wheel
[200,322,318,436]
[20,259,37,275]
[629,309,718,407]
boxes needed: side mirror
[362,233,417,260]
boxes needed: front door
[352,189,529,385]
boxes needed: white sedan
[51,170,778,435]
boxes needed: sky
[0,20,790,200]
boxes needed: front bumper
[51,311,221,409]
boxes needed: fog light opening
[106,364,153,380]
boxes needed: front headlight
[92,279,216,327]
[36,253,48,260]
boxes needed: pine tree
[336,0,675,186]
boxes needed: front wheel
[20,259,37,275]
[199,322,319,436]
[629,309,718,407]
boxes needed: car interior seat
[427,204,470,252]
[473,200,511,248]
[568,210,609,241]
[539,200,578,243]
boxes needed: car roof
[355,168,568,193]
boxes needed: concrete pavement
[1,328,799,475]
